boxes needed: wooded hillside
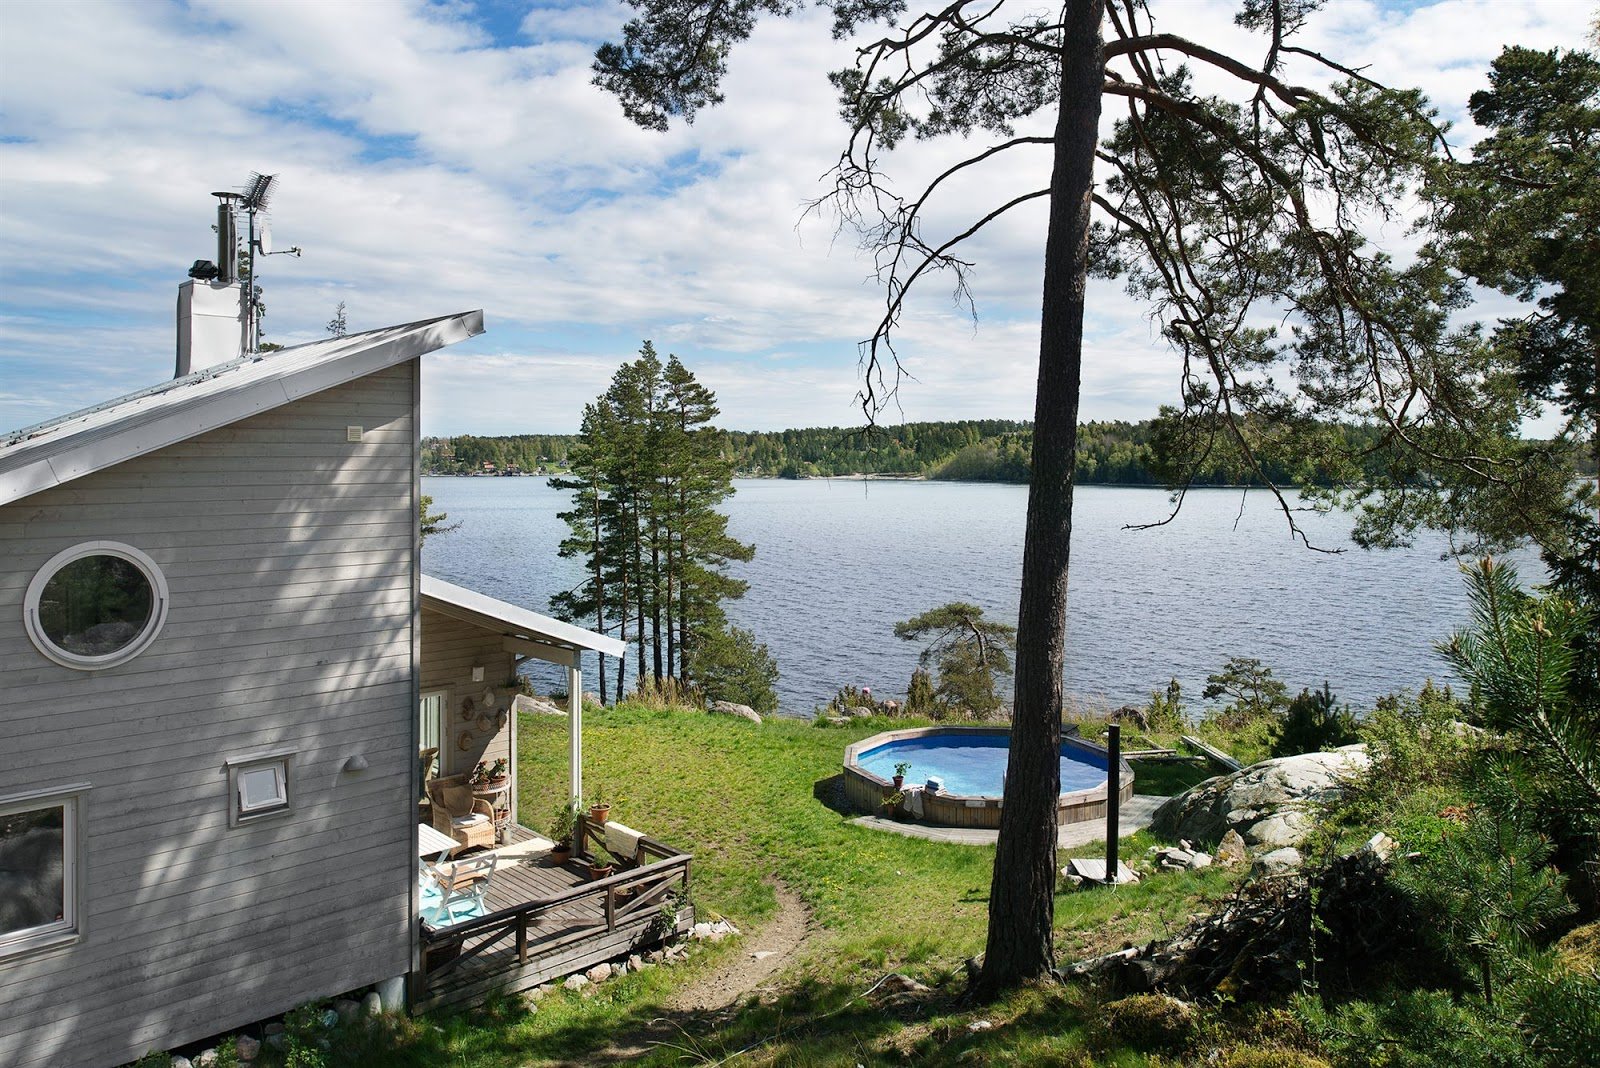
[425,418,1592,486]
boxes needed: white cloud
[1,0,1591,434]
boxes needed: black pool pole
[1106,723,1121,887]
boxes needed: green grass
[270,706,1249,1067]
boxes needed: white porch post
[567,655,583,807]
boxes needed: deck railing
[417,824,691,997]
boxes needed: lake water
[422,476,1508,717]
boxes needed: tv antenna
[212,172,301,353]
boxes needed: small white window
[24,541,169,670]
[0,786,86,960]
[226,753,293,826]
[238,764,287,815]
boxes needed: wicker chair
[426,775,496,854]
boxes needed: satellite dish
[258,222,273,255]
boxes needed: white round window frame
[23,541,170,671]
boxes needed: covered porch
[414,577,692,1008]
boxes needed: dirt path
[566,881,813,1065]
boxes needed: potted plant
[486,757,509,786]
[892,761,912,789]
[588,859,615,880]
[548,804,576,864]
[882,790,905,817]
[467,761,490,788]
[588,791,612,826]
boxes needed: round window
[24,542,169,670]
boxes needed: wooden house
[0,313,683,1067]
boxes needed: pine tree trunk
[650,520,664,681]
[593,482,608,705]
[633,499,647,686]
[665,530,677,680]
[975,0,1103,999]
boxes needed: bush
[1271,683,1360,757]
[1298,988,1528,1068]
[1145,677,1186,733]
[625,675,703,710]
[688,625,779,715]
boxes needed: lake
[422,476,1509,717]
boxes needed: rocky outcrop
[708,700,761,724]
[1152,745,1369,850]
[513,693,568,717]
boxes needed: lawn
[272,705,1250,1066]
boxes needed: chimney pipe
[213,193,238,284]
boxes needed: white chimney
[175,279,244,377]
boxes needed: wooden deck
[414,819,692,1012]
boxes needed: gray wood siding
[419,608,515,780]
[0,362,419,1068]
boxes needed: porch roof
[420,575,625,663]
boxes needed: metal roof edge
[420,574,627,659]
[0,310,484,507]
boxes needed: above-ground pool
[843,726,1134,829]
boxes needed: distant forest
[422,419,1592,487]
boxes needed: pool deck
[849,792,1167,846]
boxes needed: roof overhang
[421,574,626,665]
[1,310,484,506]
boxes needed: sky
[0,0,1590,437]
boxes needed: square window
[227,753,294,826]
[0,789,83,959]
[237,764,287,814]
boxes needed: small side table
[471,781,512,842]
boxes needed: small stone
[1216,829,1247,866]
[334,999,361,1024]
[691,922,715,940]
[376,976,407,1012]
[196,1050,218,1068]
[1251,847,1304,878]
[265,1034,285,1052]
[628,954,643,971]
[1359,831,1398,862]
[646,949,665,963]
[264,1023,285,1037]
[614,962,628,977]
[235,1036,260,1062]
[879,973,931,996]
[172,1058,193,1068]
[1188,852,1213,869]
[967,1019,992,1033]
[708,700,762,724]
[752,950,776,960]
[320,1008,338,1029]
[564,974,590,991]
[361,991,383,1018]
[586,963,612,983]
[526,984,551,1002]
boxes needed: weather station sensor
[175,173,304,377]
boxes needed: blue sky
[0,0,1589,436]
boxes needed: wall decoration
[456,730,474,752]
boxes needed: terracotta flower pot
[589,862,615,880]
[550,843,573,865]
[589,803,612,825]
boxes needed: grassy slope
[313,706,1246,1067]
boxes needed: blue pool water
[857,733,1108,797]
